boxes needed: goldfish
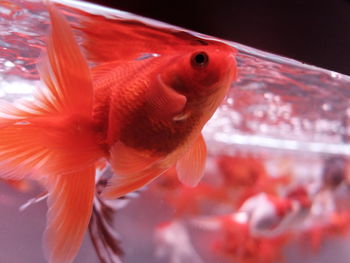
[152,166,230,217]
[0,3,237,263]
[154,220,204,263]
[192,214,290,263]
[148,151,350,263]
[306,211,350,252]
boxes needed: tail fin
[0,3,100,263]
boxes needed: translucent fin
[0,5,100,263]
[110,141,161,176]
[44,166,95,263]
[102,165,165,199]
[102,142,164,199]
[0,4,98,180]
[77,11,230,63]
[38,4,93,116]
[176,134,207,187]
[0,124,52,180]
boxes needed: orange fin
[37,3,93,116]
[0,4,98,180]
[0,124,53,180]
[144,75,187,120]
[44,166,95,263]
[176,134,207,187]
[110,141,161,175]
[101,165,165,199]
[0,5,99,263]
[102,142,165,199]
[77,11,230,63]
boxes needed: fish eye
[191,52,209,68]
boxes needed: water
[1,0,350,263]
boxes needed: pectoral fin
[109,141,161,176]
[102,142,166,199]
[176,134,207,187]
[102,166,165,199]
[44,166,95,263]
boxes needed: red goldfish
[216,217,290,263]
[193,214,290,263]
[0,3,237,263]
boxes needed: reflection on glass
[1,0,350,263]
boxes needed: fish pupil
[191,52,209,68]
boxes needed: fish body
[0,3,236,263]
[91,45,236,197]
[92,51,235,150]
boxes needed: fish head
[160,43,237,100]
